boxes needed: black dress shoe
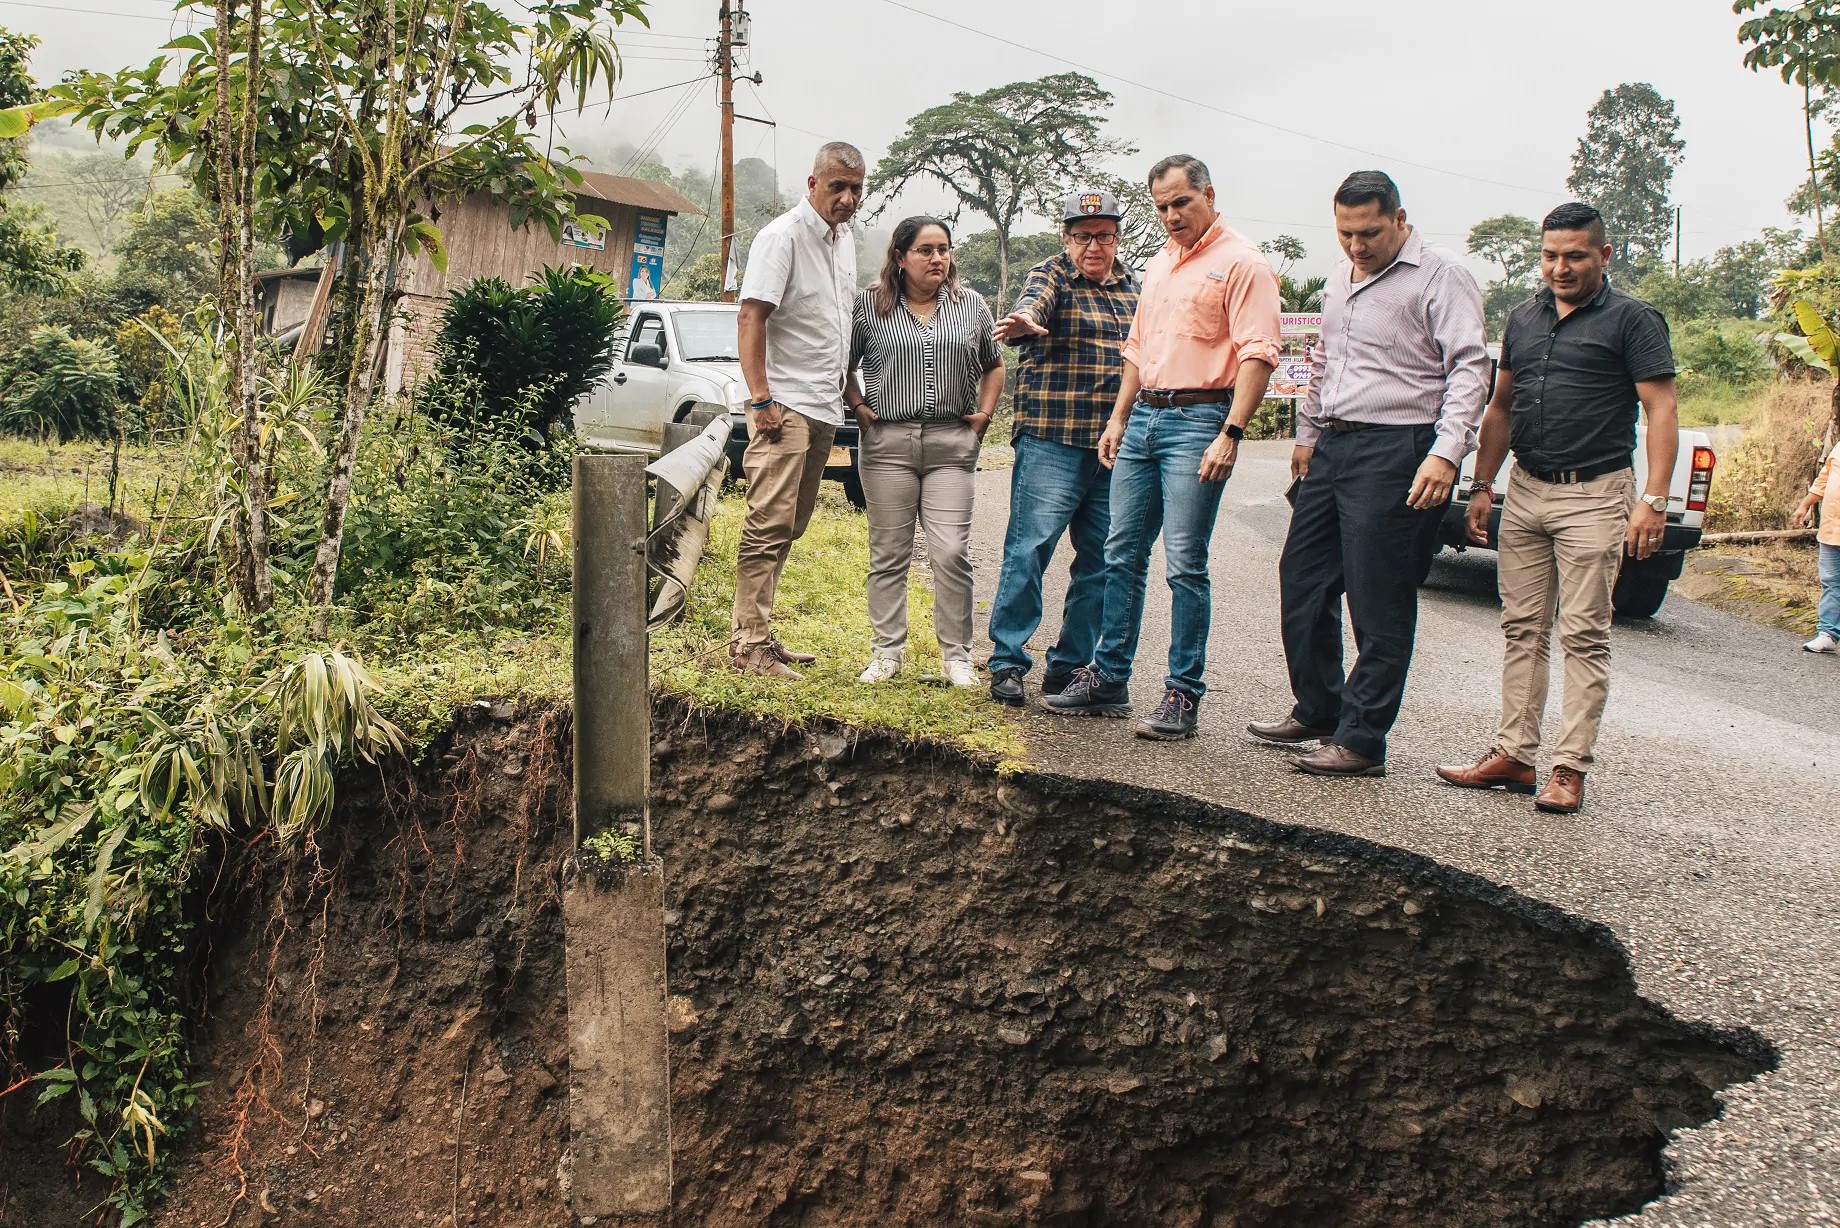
[1295,743,1386,777]
[1041,668,1076,696]
[1247,716,1336,745]
[989,669,1025,706]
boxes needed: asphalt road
[967,439,1839,1228]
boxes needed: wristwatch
[1221,422,1245,441]
[1640,493,1669,513]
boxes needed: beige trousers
[860,418,979,665]
[731,407,836,651]
[1495,467,1636,771]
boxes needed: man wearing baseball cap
[986,188,1142,706]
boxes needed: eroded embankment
[1,702,1772,1227]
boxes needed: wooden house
[383,169,704,392]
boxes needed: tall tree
[1735,0,1840,261]
[66,0,644,630]
[868,72,1132,304]
[1566,83,1685,276]
[18,150,150,253]
[1467,214,1542,339]
[1259,234,1307,279]
[0,28,83,293]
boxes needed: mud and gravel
[1,703,1771,1227]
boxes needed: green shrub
[0,324,120,440]
[0,552,399,1221]
[1675,318,1771,393]
[420,266,623,441]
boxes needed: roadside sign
[628,211,667,301]
[1281,313,1321,341]
[1269,358,1314,400]
[562,218,606,252]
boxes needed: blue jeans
[1820,543,1840,639]
[1092,398,1231,697]
[988,433,1111,678]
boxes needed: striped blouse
[850,285,1003,422]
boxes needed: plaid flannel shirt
[1005,251,1141,450]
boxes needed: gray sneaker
[1135,688,1199,740]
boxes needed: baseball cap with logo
[1062,189,1122,224]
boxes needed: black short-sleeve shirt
[1499,279,1675,474]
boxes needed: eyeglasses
[1068,232,1120,248]
[907,244,953,258]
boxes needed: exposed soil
[1676,543,1822,636]
[1,702,1771,1227]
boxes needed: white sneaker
[944,659,979,688]
[858,654,902,683]
[1804,632,1838,654]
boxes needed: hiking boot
[1535,766,1586,814]
[1038,666,1131,717]
[1135,688,1199,740]
[1246,716,1335,745]
[989,668,1025,706]
[1041,667,1077,696]
[733,644,801,679]
[1435,747,1536,793]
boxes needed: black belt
[1140,388,1231,408]
[1520,460,1631,485]
[1321,418,1378,433]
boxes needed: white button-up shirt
[739,197,856,427]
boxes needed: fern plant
[0,324,121,441]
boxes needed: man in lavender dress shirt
[1248,171,1489,777]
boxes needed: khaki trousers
[1495,467,1636,772]
[731,408,836,651]
[860,418,979,665]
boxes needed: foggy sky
[8,0,1818,279]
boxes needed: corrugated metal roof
[575,171,705,217]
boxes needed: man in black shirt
[1436,202,1678,814]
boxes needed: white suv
[572,300,864,506]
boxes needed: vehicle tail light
[1687,446,1716,512]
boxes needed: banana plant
[1777,298,1840,448]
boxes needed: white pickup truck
[571,300,864,506]
[1437,352,1717,619]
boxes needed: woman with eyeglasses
[845,216,1005,686]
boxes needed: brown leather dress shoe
[1247,716,1336,745]
[1535,766,1586,814]
[769,636,816,665]
[1294,743,1386,777]
[732,645,802,679]
[1435,748,1536,794]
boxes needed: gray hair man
[730,141,865,677]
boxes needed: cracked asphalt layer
[968,439,1839,1227]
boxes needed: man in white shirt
[731,141,865,677]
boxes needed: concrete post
[572,453,650,851]
[567,452,671,1223]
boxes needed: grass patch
[1678,542,1822,636]
[1678,381,1759,428]
[652,489,1028,765]
[0,436,177,520]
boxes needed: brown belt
[1140,388,1231,408]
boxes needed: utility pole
[716,1,748,303]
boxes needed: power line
[866,0,1563,202]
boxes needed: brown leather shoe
[732,645,802,679]
[1535,766,1586,814]
[1247,716,1336,745]
[768,636,816,665]
[1435,748,1536,794]
[1295,743,1386,777]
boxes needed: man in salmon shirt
[1042,154,1281,739]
